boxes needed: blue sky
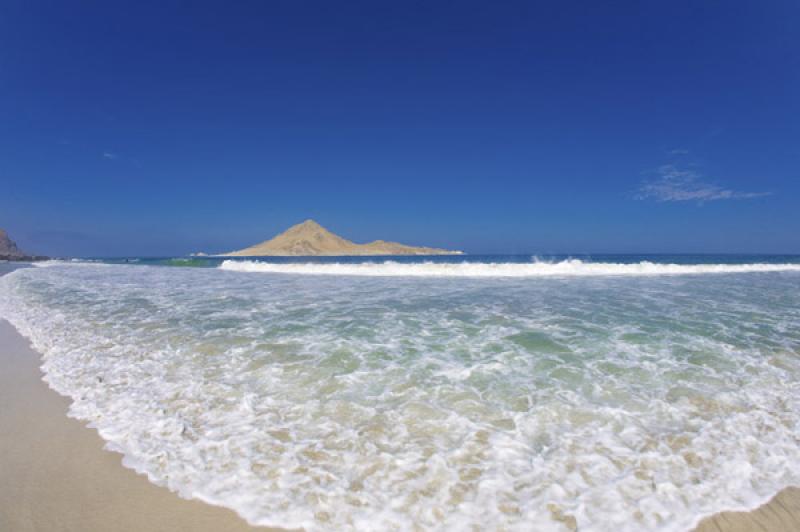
[1,1,798,256]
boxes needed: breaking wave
[219,258,800,277]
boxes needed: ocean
[1,255,799,531]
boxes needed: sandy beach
[0,318,276,532]
[695,487,800,532]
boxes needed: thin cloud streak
[636,165,770,203]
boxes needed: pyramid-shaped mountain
[223,220,462,256]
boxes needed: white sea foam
[33,259,106,267]
[219,258,800,277]
[1,262,800,531]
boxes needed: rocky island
[0,229,47,261]
[223,219,462,256]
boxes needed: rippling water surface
[2,257,800,531]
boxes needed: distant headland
[0,229,48,261]
[221,220,463,257]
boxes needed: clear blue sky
[1,1,798,256]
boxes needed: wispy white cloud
[636,165,770,203]
[103,152,117,160]
[668,148,689,155]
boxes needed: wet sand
[0,319,276,532]
[1,309,799,531]
[694,487,800,532]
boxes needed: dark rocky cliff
[0,229,48,261]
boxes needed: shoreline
[1,308,799,530]
[694,487,800,531]
[0,318,277,532]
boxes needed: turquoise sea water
[1,255,800,531]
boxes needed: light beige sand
[0,319,280,532]
[2,312,800,532]
[694,487,800,532]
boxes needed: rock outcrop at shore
[0,229,47,261]
[223,220,463,257]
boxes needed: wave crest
[219,259,800,277]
